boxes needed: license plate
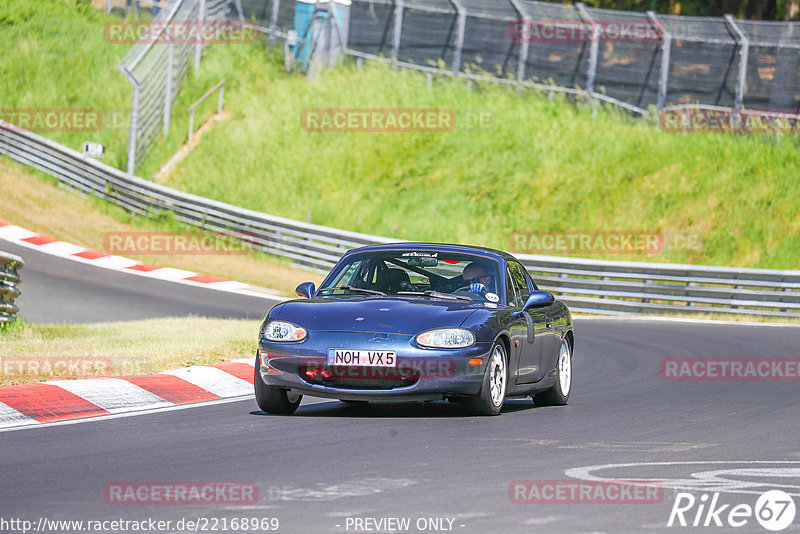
[327,349,397,367]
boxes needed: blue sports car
[255,243,574,415]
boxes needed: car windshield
[317,251,502,302]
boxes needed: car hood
[274,297,482,335]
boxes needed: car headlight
[416,328,475,349]
[264,321,307,342]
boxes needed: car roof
[345,242,517,264]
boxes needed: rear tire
[534,338,571,407]
[463,342,507,416]
[254,359,302,414]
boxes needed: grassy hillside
[151,52,800,269]
[3,0,800,270]
[0,0,131,168]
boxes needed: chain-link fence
[117,0,242,174]
[106,0,171,18]
[241,0,800,117]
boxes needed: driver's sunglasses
[467,274,491,285]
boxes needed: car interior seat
[375,268,411,293]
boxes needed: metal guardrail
[1,120,799,318]
[520,254,800,318]
[187,78,226,144]
[0,251,23,323]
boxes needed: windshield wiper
[396,290,472,301]
[318,285,386,296]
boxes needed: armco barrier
[1,120,799,318]
[0,251,24,323]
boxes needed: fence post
[119,66,140,175]
[164,42,174,135]
[233,0,245,21]
[509,0,530,83]
[647,11,671,110]
[269,0,281,49]
[575,3,598,103]
[724,14,749,111]
[195,0,206,70]
[392,0,404,62]
[449,0,466,73]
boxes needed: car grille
[299,364,419,390]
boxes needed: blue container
[292,1,350,70]
[293,0,319,68]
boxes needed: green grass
[4,0,800,270]
[154,49,800,269]
[0,319,26,337]
[0,317,259,385]
[0,0,133,168]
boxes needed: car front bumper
[257,331,492,401]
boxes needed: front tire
[534,338,572,406]
[254,359,302,414]
[463,341,507,416]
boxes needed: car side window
[505,269,517,307]
[508,261,531,307]
[524,269,538,291]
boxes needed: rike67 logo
[564,461,799,532]
[669,490,796,531]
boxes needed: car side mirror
[522,290,555,310]
[295,282,316,299]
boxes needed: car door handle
[522,311,535,344]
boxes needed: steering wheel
[452,284,487,301]
[399,280,419,292]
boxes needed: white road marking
[93,255,140,269]
[162,366,252,397]
[206,281,250,291]
[47,378,172,413]
[37,241,86,256]
[565,461,800,497]
[1,225,287,301]
[0,402,39,426]
[0,395,254,433]
[522,515,571,526]
[0,225,37,240]
[278,478,417,501]
[140,267,198,281]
